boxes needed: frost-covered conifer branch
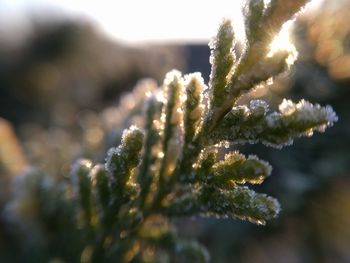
[158,71,184,184]
[210,99,337,148]
[70,159,94,228]
[209,19,235,109]
[105,126,144,211]
[183,73,205,147]
[91,164,110,224]
[167,185,280,225]
[240,0,308,70]
[138,95,163,208]
[210,152,272,186]
[201,0,309,132]
[2,1,338,262]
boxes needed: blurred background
[0,0,349,262]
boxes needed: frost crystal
[250,99,269,115]
[279,99,296,115]
[105,147,119,175]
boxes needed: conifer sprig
[3,1,337,262]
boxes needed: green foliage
[3,1,337,262]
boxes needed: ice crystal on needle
[3,1,338,262]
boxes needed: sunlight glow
[267,21,298,65]
[0,0,245,44]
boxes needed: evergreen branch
[138,95,163,208]
[167,185,280,226]
[210,99,338,148]
[1,1,338,262]
[202,186,280,225]
[209,152,272,186]
[105,126,144,210]
[209,19,235,109]
[158,71,184,186]
[70,159,94,227]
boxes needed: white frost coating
[121,125,142,146]
[266,112,281,128]
[208,18,233,51]
[295,100,338,125]
[70,159,93,188]
[216,152,272,183]
[210,97,337,151]
[262,138,293,149]
[325,105,338,124]
[71,159,93,173]
[233,105,250,118]
[124,124,139,134]
[224,151,245,162]
[105,147,120,175]
[250,99,269,115]
[216,141,231,149]
[163,70,182,88]
[208,18,234,100]
[278,99,338,126]
[70,159,93,198]
[184,72,205,98]
[163,70,184,127]
[247,155,273,176]
[279,99,296,115]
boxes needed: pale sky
[0,0,246,44]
